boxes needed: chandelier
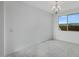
[51,1,61,14]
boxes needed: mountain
[59,23,79,26]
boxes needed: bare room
[0,1,79,57]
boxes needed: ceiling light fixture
[51,1,61,14]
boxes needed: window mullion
[67,15,68,31]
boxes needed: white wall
[53,8,79,44]
[5,1,53,55]
[0,2,4,57]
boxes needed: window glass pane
[68,13,79,31]
[59,16,67,31]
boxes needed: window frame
[58,13,79,31]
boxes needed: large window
[59,13,79,31]
[59,16,67,31]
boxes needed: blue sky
[59,14,79,24]
[59,16,67,24]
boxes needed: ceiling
[24,1,79,14]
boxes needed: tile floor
[7,40,79,57]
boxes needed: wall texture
[5,2,53,55]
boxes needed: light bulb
[51,6,55,10]
[57,6,61,10]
